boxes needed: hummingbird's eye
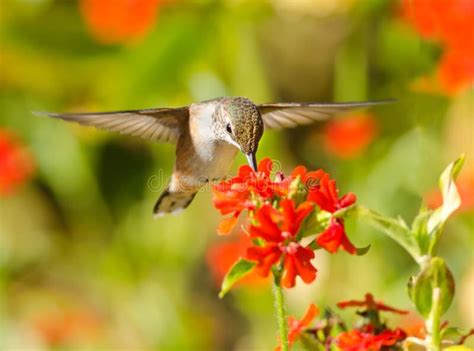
[226,123,233,134]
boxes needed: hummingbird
[38,96,390,217]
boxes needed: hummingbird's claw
[246,152,258,172]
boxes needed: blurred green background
[1,0,472,350]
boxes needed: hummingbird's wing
[35,107,189,143]
[257,100,393,130]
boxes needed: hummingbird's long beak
[246,152,258,172]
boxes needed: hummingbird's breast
[173,102,238,189]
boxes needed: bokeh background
[1,0,473,350]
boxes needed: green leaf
[300,332,326,351]
[440,327,464,340]
[298,210,327,239]
[356,244,371,256]
[219,259,256,298]
[307,239,322,251]
[333,203,357,219]
[356,206,420,261]
[427,154,465,253]
[407,257,455,318]
[411,205,432,254]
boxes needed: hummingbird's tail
[153,187,197,218]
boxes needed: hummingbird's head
[218,97,264,171]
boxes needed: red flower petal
[247,245,281,277]
[317,218,356,255]
[0,130,35,196]
[250,204,284,242]
[339,192,357,208]
[258,157,273,176]
[275,303,319,350]
[337,326,406,351]
[217,212,240,236]
[293,246,317,283]
[281,245,317,288]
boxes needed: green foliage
[356,206,419,260]
[358,155,465,263]
[219,259,256,298]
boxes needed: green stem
[273,281,289,351]
[426,287,442,351]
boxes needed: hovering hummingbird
[38,97,390,217]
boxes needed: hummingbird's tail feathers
[153,188,197,218]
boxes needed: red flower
[402,0,474,94]
[317,218,356,254]
[0,130,35,196]
[80,0,161,44]
[212,158,279,235]
[307,170,356,213]
[275,304,319,351]
[437,49,474,95]
[323,114,378,159]
[337,325,407,351]
[337,293,408,315]
[246,200,317,288]
[206,235,267,287]
[305,171,357,254]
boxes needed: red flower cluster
[402,0,474,94]
[323,113,378,159]
[337,325,407,351]
[212,158,358,288]
[336,294,408,351]
[80,0,161,44]
[0,129,35,196]
[276,294,408,350]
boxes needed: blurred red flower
[337,325,407,351]
[398,311,426,339]
[33,308,102,346]
[323,114,378,159]
[275,303,319,351]
[424,170,474,213]
[0,130,35,196]
[80,0,161,44]
[337,293,408,315]
[206,235,267,287]
[438,49,474,95]
[402,0,474,94]
[247,200,317,288]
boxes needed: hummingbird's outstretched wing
[35,107,189,143]
[257,100,394,130]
